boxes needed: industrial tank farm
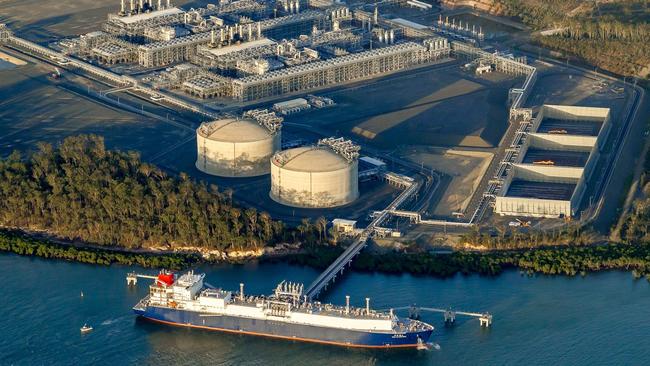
[196,115,281,177]
[270,138,360,208]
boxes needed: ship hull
[134,306,432,348]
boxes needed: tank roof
[197,118,273,142]
[273,146,352,172]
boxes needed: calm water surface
[1,254,649,366]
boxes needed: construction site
[0,0,642,245]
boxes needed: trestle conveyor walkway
[304,179,420,300]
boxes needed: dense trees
[0,135,286,251]
[500,0,582,29]
[2,135,649,280]
[282,240,650,278]
[535,35,650,77]
[458,224,598,250]
[499,0,650,77]
[619,148,650,243]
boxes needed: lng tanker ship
[132,271,434,348]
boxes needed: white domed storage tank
[196,117,281,177]
[270,139,359,208]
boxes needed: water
[1,254,649,366]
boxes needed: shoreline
[2,228,650,281]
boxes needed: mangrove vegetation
[283,241,650,279]
[0,229,199,270]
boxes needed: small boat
[80,324,93,333]
[80,291,84,298]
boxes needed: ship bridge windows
[265,301,291,317]
[148,284,173,304]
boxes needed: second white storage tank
[270,146,359,208]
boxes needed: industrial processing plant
[3,0,650,359]
[46,0,452,103]
[0,0,506,224]
[0,0,635,241]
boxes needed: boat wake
[101,316,128,326]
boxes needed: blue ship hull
[134,306,433,348]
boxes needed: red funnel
[157,272,174,286]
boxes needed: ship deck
[143,290,432,332]
[228,296,394,321]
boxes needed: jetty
[126,272,157,285]
[396,306,493,327]
[304,178,420,300]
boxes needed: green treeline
[536,37,650,77]
[500,0,582,29]
[0,229,198,269]
[618,147,650,243]
[458,224,597,250]
[284,242,650,279]
[558,19,650,43]
[6,225,650,279]
[0,135,285,251]
[354,244,650,278]
[2,134,649,280]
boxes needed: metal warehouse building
[495,105,611,218]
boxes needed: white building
[495,105,611,218]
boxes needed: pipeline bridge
[304,177,420,300]
[126,272,158,285]
[389,306,493,327]
[370,209,473,227]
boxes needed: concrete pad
[296,67,513,149]
[402,148,493,216]
[0,62,192,159]
[352,78,483,139]
[0,50,27,67]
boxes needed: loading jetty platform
[302,175,492,327]
[304,175,419,300]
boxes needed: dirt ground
[401,148,493,217]
[527,71,629,112]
